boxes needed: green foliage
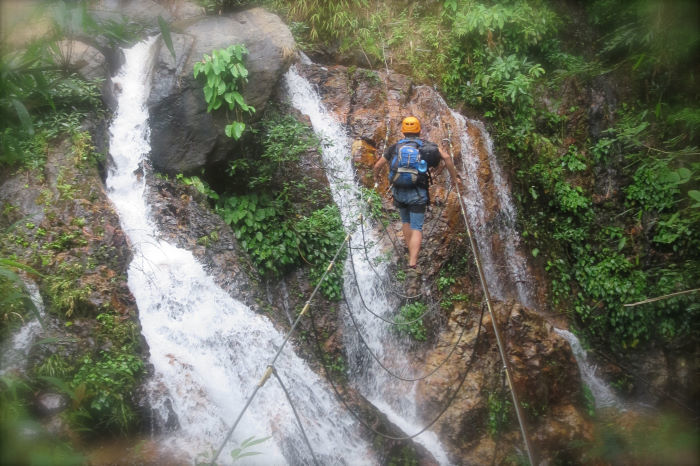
[32,310,144,436]
[197,0,258,14]
[585,413,699,465]
[232,112,320,190]
[0,257,42,339]
[387,445,419,466]
[395,302,427,341]
[230,436,271,462]
[35,353,72,378]
[216,193,346,300]
[193,44,255,140]
[218,193,298,275]
[487,391,513,436]
[361,186,384,222]
[69,350,144,433]
[45,262,91,317]
[271,0,368,42]
[588,0,700,89]
[0,0,160,167]
[322,353,346,375]
[582,385,596,417]
[176,174,220,200]
[450,0,559,50]
[296,205,346,301]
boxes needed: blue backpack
[389,138,428,188]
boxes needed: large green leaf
[157,16,176,61]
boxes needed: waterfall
[448,111,534,309]
[451,114,623,409]
[554,329,624,409]
[0,277,45,376]
[106,38,373,465]
[285,66,451,465]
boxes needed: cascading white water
[0,278,45,376]
[449,114,623,409]
[554,328,624,409]
[449,111,534,309]
[284,66,451,465]
[105,38,374,465]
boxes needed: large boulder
[147,8,296,174]
[91,0,173,28]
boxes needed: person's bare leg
[402,222,411,247]
[402,223,422,267]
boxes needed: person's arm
[439,147,463,188]
[372,157,387,188]
[373,143,394,187]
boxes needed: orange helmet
[401,116,421,134]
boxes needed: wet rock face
[416,301,591,463]
[0,128,145,431]
[0,134,135,320]
[145,8,296,174]
[293,60,590,463]
[142,167,262,309]
[295,63,466,274]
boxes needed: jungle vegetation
[229,0,700,356]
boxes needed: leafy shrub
[70,351,144,433]
[296,205,347,301]
[395,302,427,341]
[217,193,298,275]
[193,44,255,139]
[487,391,513,436]
[45,262,92,317]
[0,258,41,339]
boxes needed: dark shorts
[393,187,427,231]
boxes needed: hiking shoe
[405,266,422,297]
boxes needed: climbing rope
[342,290,470,382]
[210,216,360,465]
[309,295,486,441]
[444,122,537,466]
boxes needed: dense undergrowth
[1,1,155,461]
[205,0,700,355]
[183,107,348,301]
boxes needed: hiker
[372,116,462,292]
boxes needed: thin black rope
[308,299,485,441]
[357,211,460,302]
[271,367,321,466]
[342,290,470,382]
[357,211,422,300]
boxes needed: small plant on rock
[193,44,255,140]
